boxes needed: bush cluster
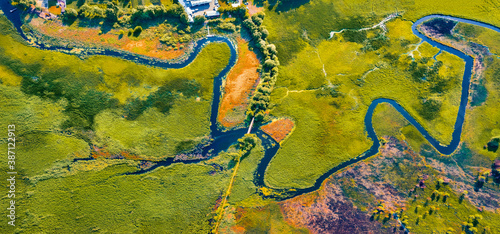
[242,12,279,123]
[62,2,188,26]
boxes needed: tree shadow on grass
[274,0,310,12]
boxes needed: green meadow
[264,16,465,189]
[16,162,231,233]
[0,14,230,160]
[0,13,235,233]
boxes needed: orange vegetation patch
[218,38,260,128]
[28,18,186,60]
[247,2,263,16]
[90,145,144,161]
[260,118,294,143]
[48,6,61,15]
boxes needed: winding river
[2,1,499,199]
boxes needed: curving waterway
[2,1,499,200]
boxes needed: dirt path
[329,13,399,39]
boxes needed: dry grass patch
[260,118,295,143]
[218,38,260,129]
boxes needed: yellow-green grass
[0,15,231,158]
[264,19,465,188]
[463,56,500,160]
[264,0,500,64]
[228,142,265,204]
[402,124,427,153]
[16,133,89,178]
[386,18,420,43]
[454,21,500,55]
[0,85,89,178]
[372,102,409,139]
[0,85,66,135]
[0,17,230,103]
[94,98,211,158]
[402,181,500,233]
[265,90,371,189]
[8,163,231,233]
[0,64,22,86]
[414,41,441,61]
[233,203,309,233]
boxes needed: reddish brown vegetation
[260,118,294,143]
[28,19,186,60]
[278,138,420,233]
[218,38,260,128]
[90,145,143,160]
[280,184,388,234]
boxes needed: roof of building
[205,10,220,17]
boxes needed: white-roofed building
[205,10,220,18]
[190,0,211,7]
[185,7,193,16]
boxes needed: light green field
[0,14,231,159]
[264,17,465,189]
[0,15,234,233]
[14,163,231,233]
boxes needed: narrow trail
[213,158,241,233]
[329,12,399,39]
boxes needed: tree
[12,0,35,10]
[251,14,263,26]
[133,26,143,36]
[62,8,78,24]
[180,12,189,25]
[194,15,206,25]
[266,44,277,55]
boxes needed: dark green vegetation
[11,0,35,10]
[243,12,280,123]
[54,0,188,27]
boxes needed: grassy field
[0,15,231,159]
[0,14,237,233]
[263,16,465,189]
[264,0,500,65]
[11,163,231,233]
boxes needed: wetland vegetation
[2,0,500,232]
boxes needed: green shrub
[133,26,143,36]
